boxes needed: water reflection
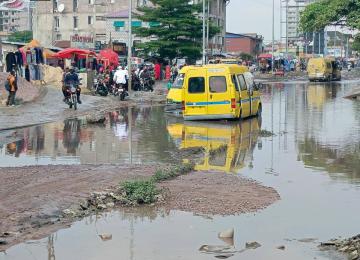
[167,118,261,173]
[0,107,178,167]
[298,137,360,182]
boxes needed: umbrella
[98,49,119,67]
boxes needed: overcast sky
[226,0,281,42]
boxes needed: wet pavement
[0,88,119,131]
[1,81,360,259]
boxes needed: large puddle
[1,82,360,259]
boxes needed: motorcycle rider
[62,67,70,102]
[64,68,82,104]
[113,66,128,91]
[139,66,153,91]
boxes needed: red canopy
[98,49,119,67]
[258,54,272,59]
[53,48,97,59]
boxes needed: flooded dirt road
[1,81,360,259]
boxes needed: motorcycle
[112,83,128,101]
[140,77,154,92]
[94,76,109,96]
[66,83,79,110]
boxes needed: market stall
[52,48,98,89]
[97,49,119,70]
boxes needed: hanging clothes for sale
[5,52,17,72]
[26,50,32,64]
[15,51,23,68]
[25,65,30,81]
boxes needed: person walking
[6,71,18,107]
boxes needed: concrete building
[282,0,317,42]
[193,0,229,54]
[33,0,228,53]
[0,9,29,33]
[33,0,148,48]
[225,32,263,57]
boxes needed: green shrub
[151,163,195,182]
[122,180,158,204]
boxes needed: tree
[300,0,360,52]
[8,31,33,43]
[239,53,254,61]
[134,0,219,62]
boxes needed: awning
[258,54,272,59]
[98,49,119,67]
[52,48,97,59]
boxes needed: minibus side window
[209,76,227,93]
[237,74,247,91]
[231,75,240,91]
[172,73,185,89]
[188,77,205,93]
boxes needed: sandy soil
[0,164,279,251]
[160,171,280,216]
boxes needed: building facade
[33,0,228,53]
[225,32,263,57]
[33,0,149,48]
[282,0,317,42]
[0,9,29,34]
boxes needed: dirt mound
[160,171,280,216]
[41,64,63,88]
[0,73,42,105]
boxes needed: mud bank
[0,164,279,251]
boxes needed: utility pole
[272,0,275,72]
[285,0,288,57]
[206,0,210,52]
[202,0,206,65]
[127,0,132,95]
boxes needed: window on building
[115,26,123,32]
[137,0,147,6]
[88,0,94,4]
[11,11,15,15]
[88,16,94,25]
[54,16,60,28]
[4,12,8,16]
[188,77,205,93]
[73,0,78,12]
[56,34,61,40]
[96,16,105,21]
[11,19,14,23]
[53,0,58,11]
[209,76,227,93]
[73,16,78,29]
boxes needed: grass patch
[122,180,158,204]
[258,129,275,137]
[120,163,194,205]
[151,163,194,182]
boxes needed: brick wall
[226,37,258,55]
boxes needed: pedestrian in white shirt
[113,66,128,87]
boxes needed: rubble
[319,234,360,260]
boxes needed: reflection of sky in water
[1,82,360,260]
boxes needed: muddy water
[1,81,360,260]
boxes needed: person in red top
[6,70,18,106]
[154,62,161,80]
